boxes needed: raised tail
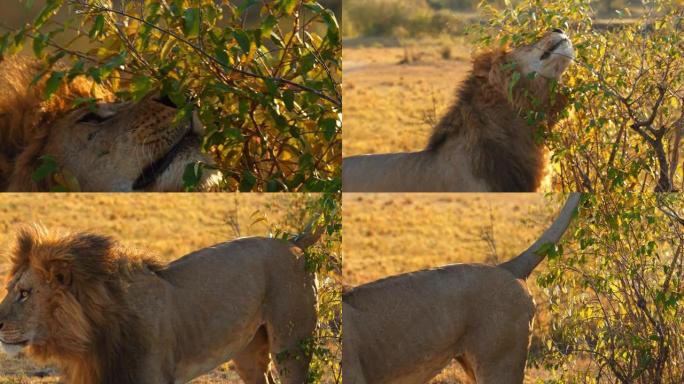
[292,218,325,250]
[498,193,581,279]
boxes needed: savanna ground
[342,193,569,383]
[0,194,309,383]
[343,37,471,157]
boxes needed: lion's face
[44,95,221,192]
[508,30,574,79]
[0,268,50,357]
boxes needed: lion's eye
[77,112,111,124]
[18,289,30,301]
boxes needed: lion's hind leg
[233,326,275,384]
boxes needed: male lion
[343,193,581,384]
[343,30,574,192]
[0,55,220,191]
[0,226,320,384]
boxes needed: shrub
[474,0,684,193]
[0,0,342,192]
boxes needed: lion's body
[343,32,573,192]
[0,229,317,384]
[0,56,219,191]
[343,264,534,384]
[341,146,489,192]
[342,194,581,384]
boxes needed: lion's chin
[1,340,28,357]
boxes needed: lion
[342,193,581,384]
[0,226,322,384]
[342,30,574,192]
[0,55,221,191]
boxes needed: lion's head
[507,29,574,80]
[472,29,573,112]
[0,56,221,191]
[0,226,160,383]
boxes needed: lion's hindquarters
[156,238,314,382]
[165,238,317,384]
[262,242,317,384]
[343,265,535,383]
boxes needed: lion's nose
[552,28,564,34]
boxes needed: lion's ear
[16,227,37,256]
[47,260,72,287]
[473,53,493,78]
[472,50,506,78]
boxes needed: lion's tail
[293,225,325,250]
[498,193,581,279]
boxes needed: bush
[264,193,341,383]
[0,0,342,192]
[474,0,684,193]
[536,193,684,383]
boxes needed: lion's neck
[427,75,555,192]
[30,283,148,384]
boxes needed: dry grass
[0,193,309,384]
[343,40,471,157]
[342,193,569,383]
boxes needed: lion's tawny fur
[0,226,319,384]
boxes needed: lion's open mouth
[540,39,568,61]
[0,339,28,346]
[133,131,199,191]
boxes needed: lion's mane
[0,56,113,191]
[427,46,568,191]
[9,226,164,384]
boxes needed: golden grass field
[342,193,569,383]
[0,193,311,384]
[343,39,472,157]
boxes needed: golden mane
[0,56,113,191]
[426,45,568,191]
[9,226,164,384]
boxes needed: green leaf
[0,33,10,56]
[182,8,200,39]
[34,0,62,29]
[233,30,251,53]
[89,14,105,39]
[130,76,153,101]
[44,71,65,99]
[278,0,298,15]
[32,155,58,182]
[239,170,257,192]
[508,71,521,102]
[32,33,49,57]
[183,162,204,191]
[320,118,338,142]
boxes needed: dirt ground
[0,193,311,384]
